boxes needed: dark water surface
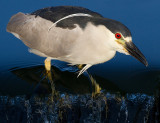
[0,0,160,122]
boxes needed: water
[0,0,160,122]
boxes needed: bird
[7,6,148,77]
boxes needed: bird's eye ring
[115,33,121,39]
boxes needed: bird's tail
[6,12,27,34]
[6,12,40,49]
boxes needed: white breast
[58,23,116,65]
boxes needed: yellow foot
[90,75,101,97]
[87,73,101,97]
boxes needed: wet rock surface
[0,65,160,123]
[0,93,156,123]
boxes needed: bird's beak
[124,42,148,66]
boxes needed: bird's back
[31,6,103,29]
[31,6,103,22]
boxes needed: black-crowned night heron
[7,6,148,77]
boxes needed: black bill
[125,42,148,66]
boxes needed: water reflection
[11,65,122,96]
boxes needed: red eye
[115,33,121,39]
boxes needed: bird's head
[103,19,148,66]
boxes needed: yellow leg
[44,58,53,81]
[44,58,51,72]
[89,74,101,97]
[77,64,85,70]
[44,58,57,102]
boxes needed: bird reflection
[11,65,122,98]
[41,65,102,99]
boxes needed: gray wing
[6,12,85,58]
[6,6,103,59]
